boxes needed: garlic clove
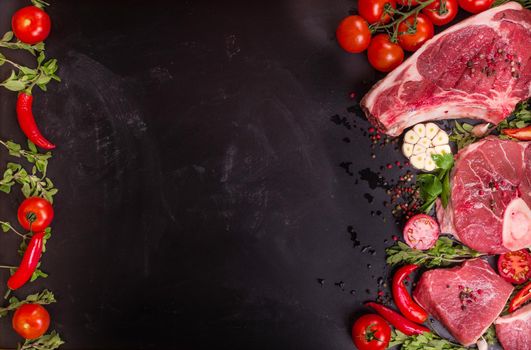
[432,129,449,146]
[413,124,426,138]
[434,145,452,155]
[402,143,414,158]
[410,153,426,170]
[418,137,431,148]
[404,129,420,144]
[412,143,426,155]
[425,122,440,140]
[424,156,437,172]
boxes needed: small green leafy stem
[386,236,486,268]
[416,153,453,213]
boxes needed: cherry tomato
[397,0,419,6]
[12,304,50,340]
[358,0,397,24]
[458,0,493,14]
[367,34,404,72]
[497,249,531,284]
[336,16,371,53]
[397,14,434,52]
[12,6,51,44]
[17,197,54,232]
[352,314,391,350]
[422,0,459,26]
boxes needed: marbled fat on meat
[413,259,513,346]
[361,2,531,136]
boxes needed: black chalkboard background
[0,0,470,349]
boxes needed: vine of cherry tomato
[422,0,459,26]
[12,6,51,44]
[358,0,397,24]
[336,0,497,72]
[458,0,494,14]
[368,34,405,72]
[12,304,50,340]
[397,13,434,52]
[336,16,371,53]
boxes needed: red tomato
[397,14,434,52]
[397,0,419,6]
[12,6,51,44]
[352,314,391,350]
[358,0,397,24]
[497,249,531,284]
[422,0,459,26]
[12,304,50,340]
[336,16,371,53]
[458,0,493,14]
[367,34,404,72]
[17,197,54,232]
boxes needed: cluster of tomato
[336,0,495,72]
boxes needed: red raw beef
[361,2,531,136]
[413,259,513,346]
[437,137,531,254]
[495,302,531,350]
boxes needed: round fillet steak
[437,137,531,253]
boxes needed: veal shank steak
[436,137,531,254]
[361,2,531,136]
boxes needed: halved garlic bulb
[402,123,451,171]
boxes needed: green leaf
[1,223,10,232]
[2,79,26,91]
[1,31,13,42]
[21,182,31,197]
[417,174,442,200]
[27,140,38,153]
[432,153,454,171]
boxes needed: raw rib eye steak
[437,137,531,254]
[413,259,513,346]
[361,2,531,137]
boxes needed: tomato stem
[370,0,436,41]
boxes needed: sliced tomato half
[497,249,531,284]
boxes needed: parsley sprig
[386,236,485,268]
[416,153,453,213]
[390,330,466,350]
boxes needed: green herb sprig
[386,236,485,268]
[449,122,479,150]
[18,331,64,350]
[416,153,453,213]
[389,330,466,350]
[0,289,56,317]
[0,140,57,203]
[498,99,531,138]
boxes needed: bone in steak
[436,137,531,253]
[495,302,531,350]
[361,2,531,137]
[413,259,513,346]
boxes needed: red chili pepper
[7,231,45,290]
[16,92,55,150]
[365,302,430,336]
[508,281,531,313]
[501,126,531,141]
[392,265,428,324]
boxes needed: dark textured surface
[0,0,472,349]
